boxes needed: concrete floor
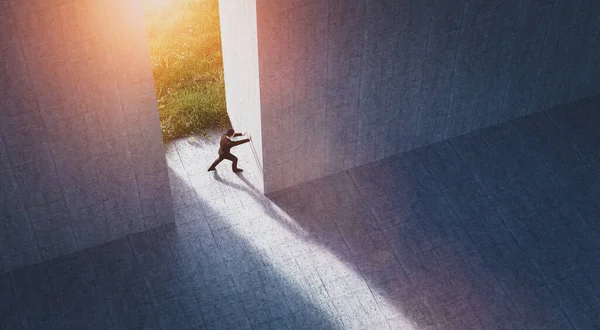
[2,96,600,329]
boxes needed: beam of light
[165,138,417,329]
[142,0,175,11]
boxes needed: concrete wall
[255,0,600,193]
[218,0,264,191]
[0,0,173,273]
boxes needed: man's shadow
[211,171,300,233]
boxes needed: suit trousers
[208,153,239,170]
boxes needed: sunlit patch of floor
[165,131,415,329]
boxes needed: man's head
[226,129,235,137]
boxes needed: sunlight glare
[143,0,174,11]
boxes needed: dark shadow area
[267,96,600,329]
[3,159,340,329]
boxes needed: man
[207,129,250,172]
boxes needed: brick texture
[0,0,174,273]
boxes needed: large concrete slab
[218,0,264,190]
[3,97,600,328]
[0,0,174,273]
[244,0,600,192]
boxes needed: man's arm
[233,132,243,137]
[231,138,250,147]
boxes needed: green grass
[143,0,229,142]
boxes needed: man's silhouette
[207,129,250,173]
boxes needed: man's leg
[222,153,242,172]
[208,155,224,171]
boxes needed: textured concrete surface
[3,97,599,329]
[253,0,600,193]
[0,0,173,273]
[218,0,264,189]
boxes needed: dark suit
[208,133,250,171]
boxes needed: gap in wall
[141,0,231,143]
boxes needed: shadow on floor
[266,97,600,329]
[3,164,341,329]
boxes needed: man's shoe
[208,168,215,172]
[233,168,243,173]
